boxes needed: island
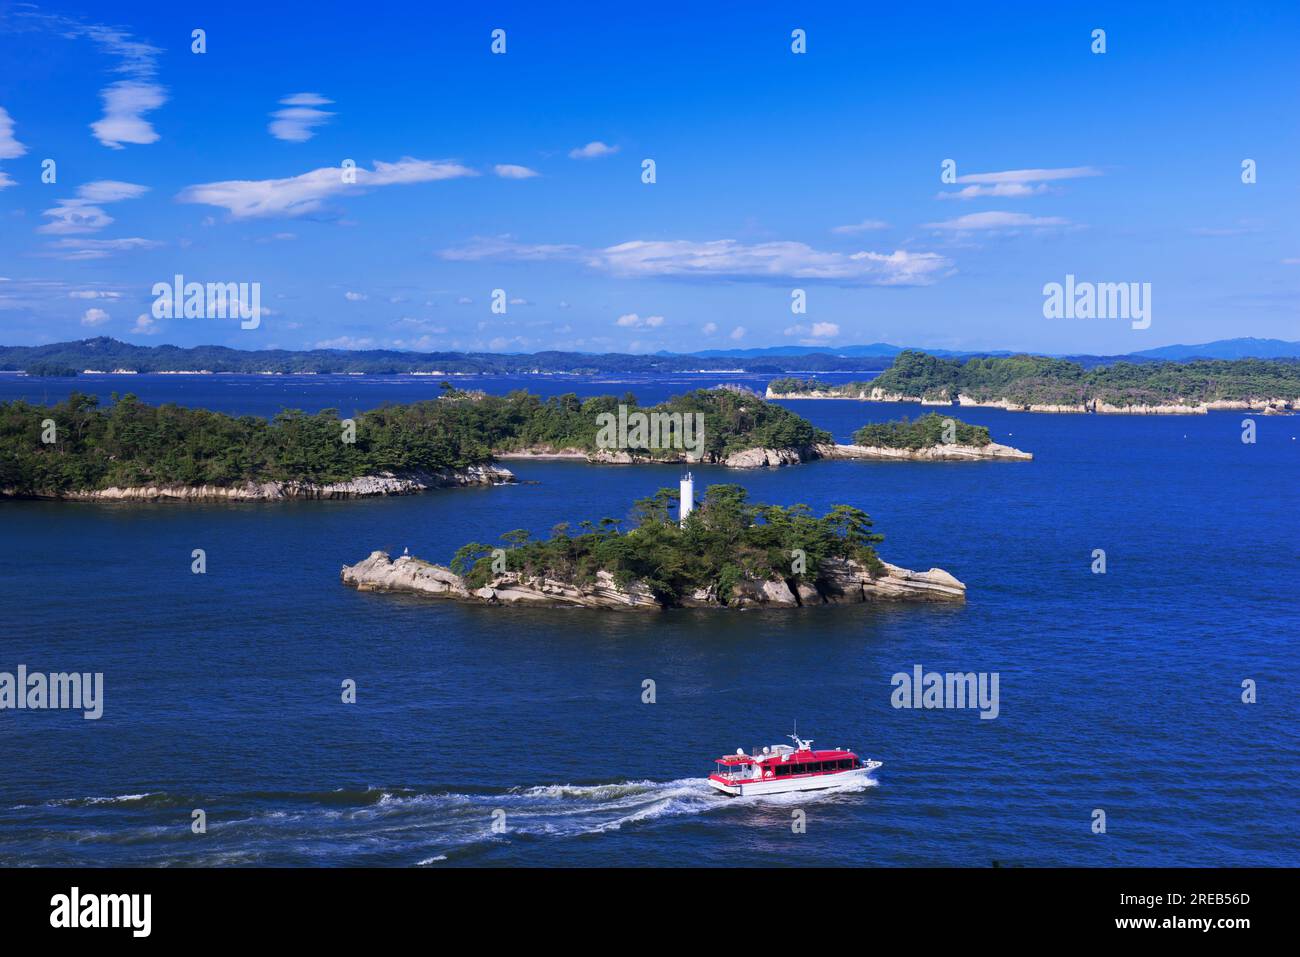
[767,350,1300,414]
[0,392,513,501]
[0,387,832,500]
[819,413,1031,461]
[1,388,1032,501]
[342,482,966,609]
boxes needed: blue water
[1,375,1297,866]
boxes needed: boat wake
[0,774,878,866]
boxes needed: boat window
[838,759,851,770]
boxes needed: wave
[3,775,879,864]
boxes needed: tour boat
[707,731,882,796]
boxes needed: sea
[1,371,1296,866]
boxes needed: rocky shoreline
[767,386,1296,415]
[497,441,1028,467]
[495,445,809,468]
[341,549,967,610]
[0,465,515,502]
[816,441,1032,462]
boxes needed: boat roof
[715,748,856,766]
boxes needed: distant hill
[0,338,898,376]
[1129,338,1300,360]
[1,336,1297,377]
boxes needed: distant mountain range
[1,337,1297,378]
[684,337,1300,361]
[1126,338,1300,360]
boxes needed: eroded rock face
[4,466,514,502]
[341,551,966,610]
[721,447,806,468]
[506,445,812,469]
[816,557,966,603]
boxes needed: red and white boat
[707,731,882,797]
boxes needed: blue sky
[0,0,1296,354]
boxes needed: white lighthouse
[679,472,695,526]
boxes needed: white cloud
[269,93,335,142]
[92,80,166,148]
[79,181,149,203]
[69,290,121,300]
[923,211,1071,231]
[40,180,149,235]
[344,291,367,301]
[0,106,26,159]
[938,183,1048,200]
[615,313,664,329]
[14,13,166,150]
[440,236,950,285]
[440,236,582,263]
[0,171,14,191]
[785,322,840,343]
[702,322,718,335]
[937,167,1102,201]
[176,157,477,219]
[569,141,618,159]
[132,313,160,335]
[43,237,161,260]
[729,326,746,340]
[831,219,888,234]
[456,296,473,304]
[316,336,375,349]
[81,307,111,326]
[957,166,1101,185]
[494,164,540,179]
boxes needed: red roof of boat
[715,749,855,766]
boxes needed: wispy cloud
[39,180,149,235]
[0,105,26,188]
[494,164,540,179]
[831,219,888,234]
[81,307,111,326]
[937,166,1101,200]
[569,141,618,159]
[42,237,161,261]
[441,236,951,285]
[268,93,335,142]
[10,11,168,148]
[922,211,1071,232]
[0,106,25,159]
[176,158,478,220]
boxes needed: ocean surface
[1,373,1297,867]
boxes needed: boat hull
[707,766,875,797]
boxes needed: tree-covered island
[342,483,966,609]
[767,350,1300,412]
[0,387,831,499]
